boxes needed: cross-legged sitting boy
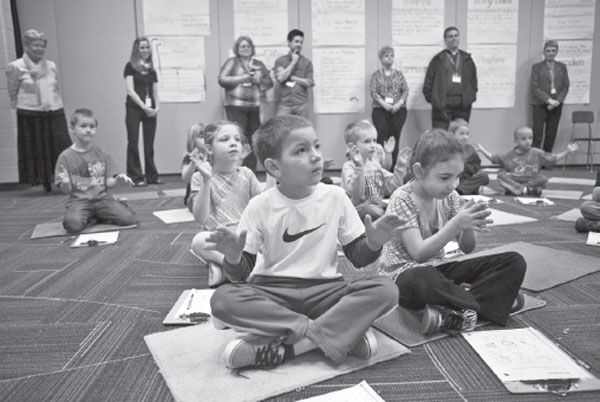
[55,108,136,233]
[208,115,407,370]
[576,170,600,232]
[448,119,489,195]
[477,126,578,196]
[341,120,411,221]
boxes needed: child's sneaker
[525,186,542,196]
[208,262,226,288]
[421,305,477,335]
[575,217,600,233]
[223,336,286,369]
[116,197,129,207]
[348,328,378,359]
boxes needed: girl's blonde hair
[448,118,469,135]
[186,123,205,153]
[344,119,376,145]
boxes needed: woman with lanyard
[218,36,273,172]
[370,46,409,169]
[124,37,161,187]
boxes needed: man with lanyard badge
[274,29,315,118]
[423,27,478,129]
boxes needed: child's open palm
[567,143,579,153]
[190,148,213,180]
[364,213,410,250]
[395,146,412,168]
[349,145,364,168]
[383,137,396,154]
[241,144,253,160]
[115,173,134,186]
[454,200,493,231]
[57,164,70,183]
[205,226,247,264]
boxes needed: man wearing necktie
[423,27,478,129]
[530,40,570,152]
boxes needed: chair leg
[588,123,593,172]
[565,124,576,170]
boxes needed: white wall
[0,0,18,183]
[4,0,600,183]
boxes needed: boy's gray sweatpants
[210,275,398,364]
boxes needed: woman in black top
[124,37,161,186]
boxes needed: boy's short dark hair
[444,26,459,38]
[70,108,97,127]
[287,29,304,42]
[253,115,312,168]
[513,126,532,140]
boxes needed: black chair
[564,111,599,172]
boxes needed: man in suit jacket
[530,40,569,152]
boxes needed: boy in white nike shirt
[208,115,408,370]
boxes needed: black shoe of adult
[147,180,164,185]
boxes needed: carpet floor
[0,169,599,402]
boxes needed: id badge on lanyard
[447,53,461,83]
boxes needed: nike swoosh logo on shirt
[282,223,325,243]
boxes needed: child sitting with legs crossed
[477,126,577,196]
[447,118,489,195]
[575,170,600,232]
[189,121,264,288]
[55,108,136,233]
[341,119,411,221]
[378,129,527,335]
[208,115,408,370]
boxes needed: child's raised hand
[57,164,70,183]
[190,148,212,181]
[567,142,579,153]
[205,226,247,265]
[364,213,411,250]
[197,161,213,181]
[383,137,396,154]
[241,144,252,160]
[453,200,493,232]
[323,158,335,170]
[396,146,412,167]
[349,145,364,168]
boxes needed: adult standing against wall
[423,27,478,129]
[124,37,161,187]
[5,29,71,193]
[218,36,273,172]
[370,46,409,168]
[274,29,315,118]
[530,40,569,153]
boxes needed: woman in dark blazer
[530,40,569,153]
